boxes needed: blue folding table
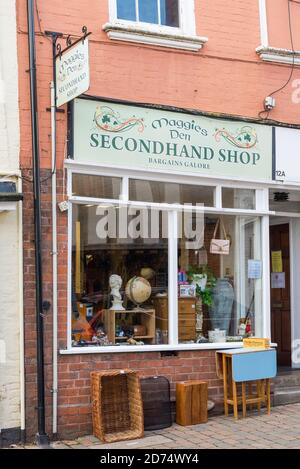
[216,348,277,419]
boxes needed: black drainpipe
[27,0,50,447]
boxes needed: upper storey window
[116,0,180,27]
[103,0,208,52]
[257,0,300,65]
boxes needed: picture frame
[179,284,196,298]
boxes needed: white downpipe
[18,176,25,437]
[51,81,58,435]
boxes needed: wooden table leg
[248,382,253,410]
[266,379,271,415]
[223,354,229,416]
[242,382,246,418]
[257,380,261,414]
[232,379,238,420]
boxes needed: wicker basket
[91,370,144,443]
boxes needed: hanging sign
[56,39,90,107]
[72,98,273,181]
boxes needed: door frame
[269,218,300,368]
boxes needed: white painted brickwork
[0,0,21,432]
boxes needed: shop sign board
[56,39,90,107]
[275,126,300,184]
[72,98,273,181]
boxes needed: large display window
[68,171,265,350]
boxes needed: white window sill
[103,22,208,52]
[0,202,17,212]
[256,46,300,66]
[60,342,249,355]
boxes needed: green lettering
[166,142,178,156]
[125,138,138,152]
[179,145,190,158]
[100,134,111,149]
[240,151,251,165]
[90,133,99,147]
[138,139,151,153]
[252,153,260,165]
[203,147,214,160]
[153,141,164,155]
[112,136,123,151]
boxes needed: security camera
[264,96,276,111]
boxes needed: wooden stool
[176,380,208,426]
[216,348,276,419]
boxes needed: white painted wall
[0,0,21,432]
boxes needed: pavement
[36,403,300,449]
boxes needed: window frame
[257,0,300,65]
[109,0,194,36]
[103,0,208,52]
[62,164,273,354]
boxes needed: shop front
[54,96,300,437]
[61,97,275,357]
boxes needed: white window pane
[138,0,159,24]
[71,204,169,347]
[129,179,215,206]
[269,189,300,213]
[160,0,179,27]
[222,188,256,210]
[72,174,121,199]
[116,0,137,21]
[177,214,262,344]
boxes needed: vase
[209,278,234,334]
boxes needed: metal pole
[45,29,62,439]
[51,80,58,437]
[26,0,49,447]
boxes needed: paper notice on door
[271,272,285,289]
[271,251,283,273]
[248,260,262,279]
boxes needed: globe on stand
[125,276,151,310]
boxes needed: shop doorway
[270,224,291,367]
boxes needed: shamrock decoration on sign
[94,105,145,133]
[215,126,258,149]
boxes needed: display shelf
[104,309,156,345]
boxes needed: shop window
[72,174,121,199]
[129,179,215,206]
[222,188,256,210]
[69,186,263,349]
[178,214,263,343]
[71,204,169,348]
[116,0,179,27]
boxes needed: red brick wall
[57,351,223,439]
[22,169,69,438]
